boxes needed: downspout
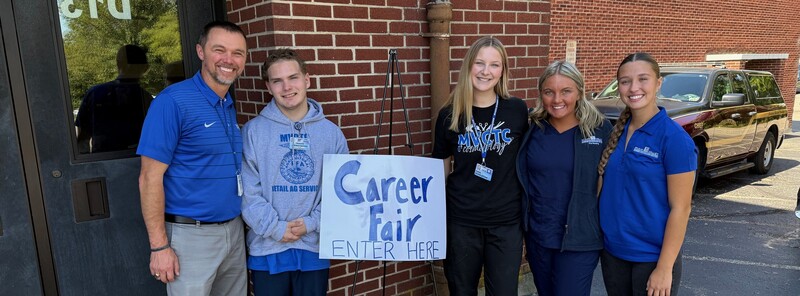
[425,2,452,294]
[426,1,452,141]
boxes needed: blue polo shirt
[137,72,243,222]
[599,107,696,262]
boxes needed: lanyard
[470,96,499,165]
[213,98,241,174]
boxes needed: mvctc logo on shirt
[456,122,514,155]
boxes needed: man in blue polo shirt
[137,21,248,295]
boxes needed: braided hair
[596,107,631,196]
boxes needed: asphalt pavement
[678,95,800,296]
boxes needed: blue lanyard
[213,99,241,174]
[470,96,499,165]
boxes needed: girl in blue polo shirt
[597,52,697,296]
[517,61,611,296]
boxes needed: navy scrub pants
[524,238,599,296]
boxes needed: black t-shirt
[432,97,529,227]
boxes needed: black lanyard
[213,98,240,174]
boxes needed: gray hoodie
[241,98,349,256]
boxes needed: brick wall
[226,0,550,295]
[549,0,800,121]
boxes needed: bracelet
[150,244,170,252]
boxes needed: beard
[212,73,236,85]
[205,62,240,85]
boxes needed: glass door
[7,0,225,294]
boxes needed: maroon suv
[591,67,789,179]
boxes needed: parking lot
[635,96,800,295]
[681,122,800,295]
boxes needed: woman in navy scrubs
[597,52,696,296]
[432,36,529,295]
[517,61,611,296]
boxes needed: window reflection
[58,0,184,155]
[75,45,152,153]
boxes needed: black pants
[443,222,523,296]
[600,250,682,296]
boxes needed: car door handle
[730,113,741,119]
[748,111,757,116]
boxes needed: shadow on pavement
[696,150,800,195]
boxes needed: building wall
[225,0,550,295]
[549,0,800,121]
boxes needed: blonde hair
[597,52,660,195]
[445,36,511,132]
[530,60,604,138]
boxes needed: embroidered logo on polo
[456,121,513,155]
[581,136,603,145]
[633,146,660,159]
[204,121,216,128]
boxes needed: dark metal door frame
[5,0,228,294]
[0,0,56,294]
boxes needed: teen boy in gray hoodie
[241,48,349,295]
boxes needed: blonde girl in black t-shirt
[432,36,530,296]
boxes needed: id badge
[474,163,493,181]
[236,173,243,196]
[290,137,309,151]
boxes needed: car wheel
[750,132,776,174]
[693,143,707,197]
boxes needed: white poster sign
[320,154,446,261]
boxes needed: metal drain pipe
[425,2,452,295]
[426,1,452,141]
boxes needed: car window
[765,77,781,98]
[748,74,783,104]
[711,73,732,102]
[659,73,706,102]
[731,73,748,95]
[594,73,707,102]
[595,81,618,99]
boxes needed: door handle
[730,113,741,119]
[748,111,757,116]
[71,177,110,222]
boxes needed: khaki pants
[165,216,247,296]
